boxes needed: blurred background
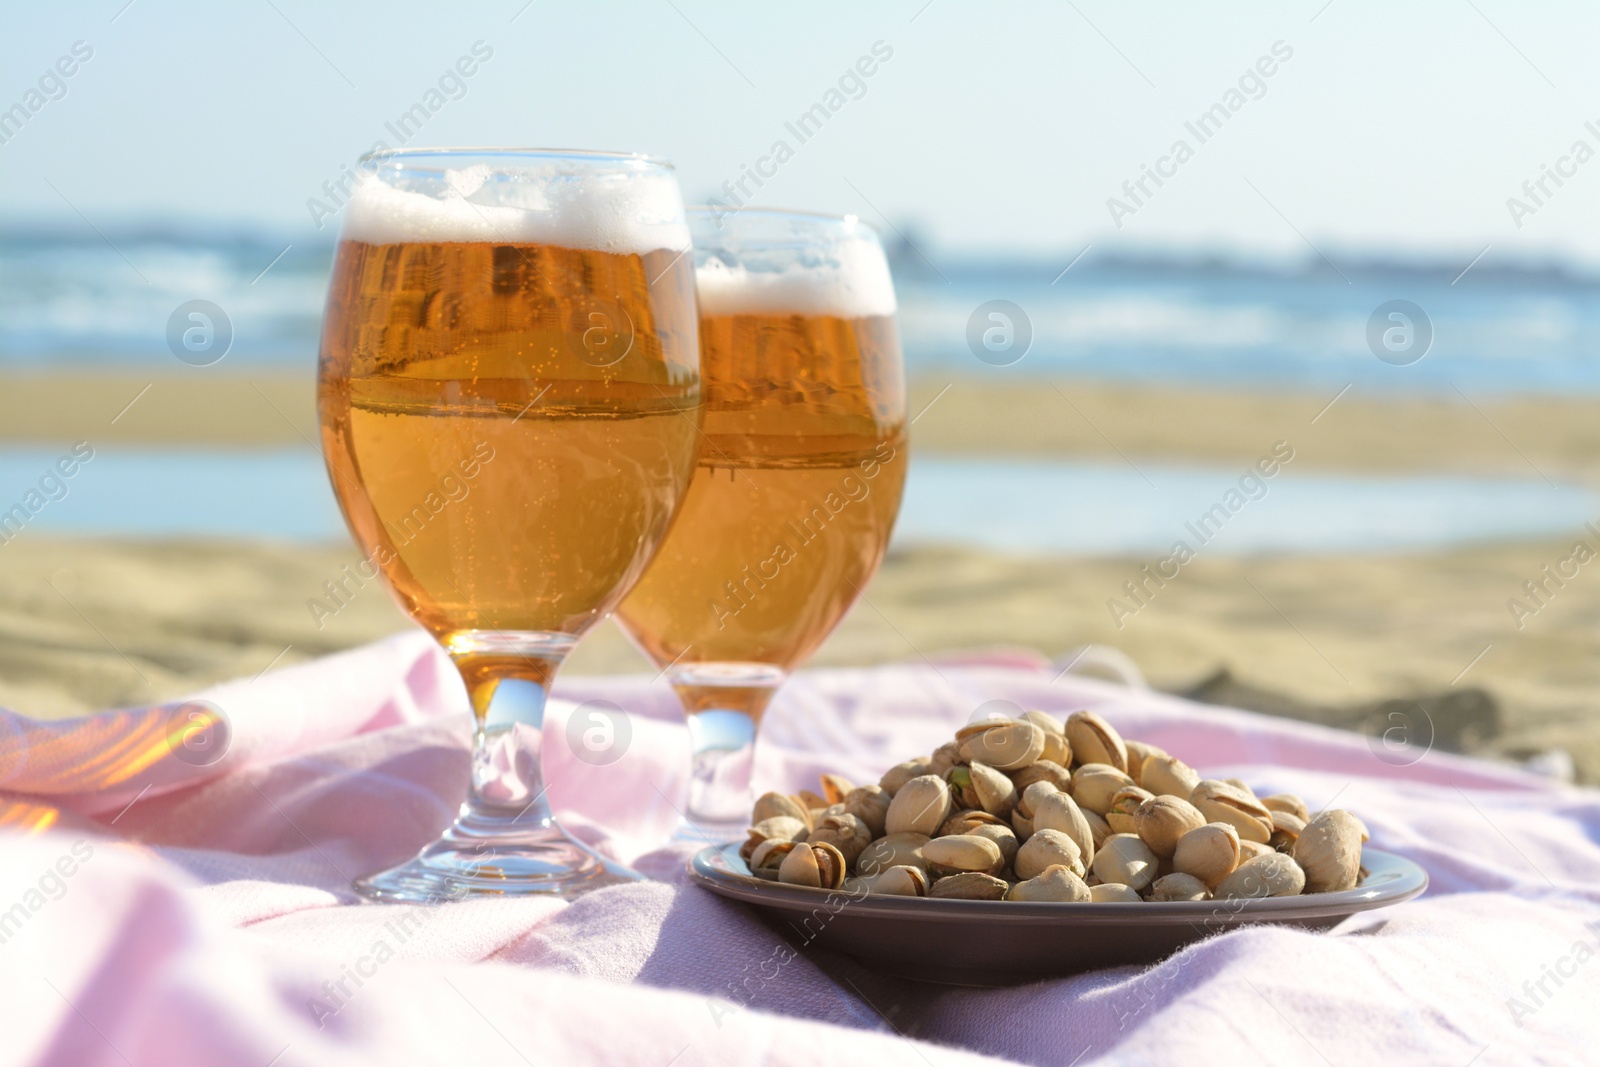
[3,1,1599,779]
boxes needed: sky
[4,1,1600,267]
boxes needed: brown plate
[689,843,1427,986]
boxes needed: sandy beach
[2,371,1597,781]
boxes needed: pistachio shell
[1022,710,1071,765]
[956,720,1047,771]
[807,812,873,866]
[1089,882,1143,903]
[778,840,847,888]
[752,792,811,829]
[1015,779,1062,820]
[819,773,855,806]
[1134,794,1207,858]
[1070,763,1136,816]
[928,740,965,776]
[1008,864,1092,902]
[947,761,1018,818]
[1010,760,1073,794]
[1173,822,1240,888]
[842,785,890,837]
[855,831,931,877]
[1140,755,1201,799]
[1269,810,1306,852]
[1215,852,1306,899]
[923,833,1006,875]
[929,871,1010,900]
[940,808,1006,836]
[1064,710,1128,772]
[1124,740,1167,786]
[1093,833,1159,892]
[1107,785,1155,834]
[879,759,934,796]
[1015,828,1085,880]
[1083,809,1114,851]
[740,815,808,862]
[1190,780,1273,844]
[749,838,797,878]
[796,790,829,811]
[854,865,928,897]
[1031,790,1095,861]
[884,775,952,836]
[1148,872,1211,901]
[1238,840,1274,863]
[1261,793,1310,822]
[968,822,1020,867]
[1292,810,1364,893]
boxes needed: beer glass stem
[353,631,639,900]
[671,663,785,843]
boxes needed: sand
[2,371,1597,781]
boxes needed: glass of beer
[614,208,907,841]
[318,148,702,899]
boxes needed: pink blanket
[1,631,1594,1066]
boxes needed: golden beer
[319,239,701,644]
[616,309,906,678]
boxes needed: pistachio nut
[884,774,952,837]
[929,871,1010,900]
[956,719,1047,771]
[1134,794,1206,858]
[748,838,797,879]
[1064,710,1128,772]
[778,840,848,889]
[879,759,934,796]
[819,773,855,806]
[923,833,1006,876]
[1261,792,1310,822]
[796,790,829,812]
[1070,763,1137,816]
[1022,709,1072,766]
[740,815,808,862]
[946,761,1018,818]
[853,864,928,897]
[967,822,1020,867]
[1010,759,1073,795]
[1089,882,1143,903]
[855,831,931,877]
[1107,785,1155,835]
[940,808,1005,836]
[1221,778,1253,795]
[1083,809,1114,851]
[1148,872,1211,902]
[1092,832,1159,892]
[1008,864,1092,902]
[1292,809,1364,893]
[842,785,890,837]
[1237,839,1274,863]
[751,792,811,830]
[1124,740,1167,786]
[1190,780,1273,844]
[1140,754,1201,800]
[808,803,844,825]
[807,812,873,866]
[1031,790,1095,861]
[1015,828,1085,880]
[1215,852,1306,900]
[1015,779,1062,820]
[1268,810,1306,852]
[928,739,965,776]
[1172,822,1240,888]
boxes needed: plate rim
[688,842,1428,924]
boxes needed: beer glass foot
[355,828,641,903]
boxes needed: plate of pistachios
[689,710,1428,986]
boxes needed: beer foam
[343,159,691,253]
[694,236,898,318]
